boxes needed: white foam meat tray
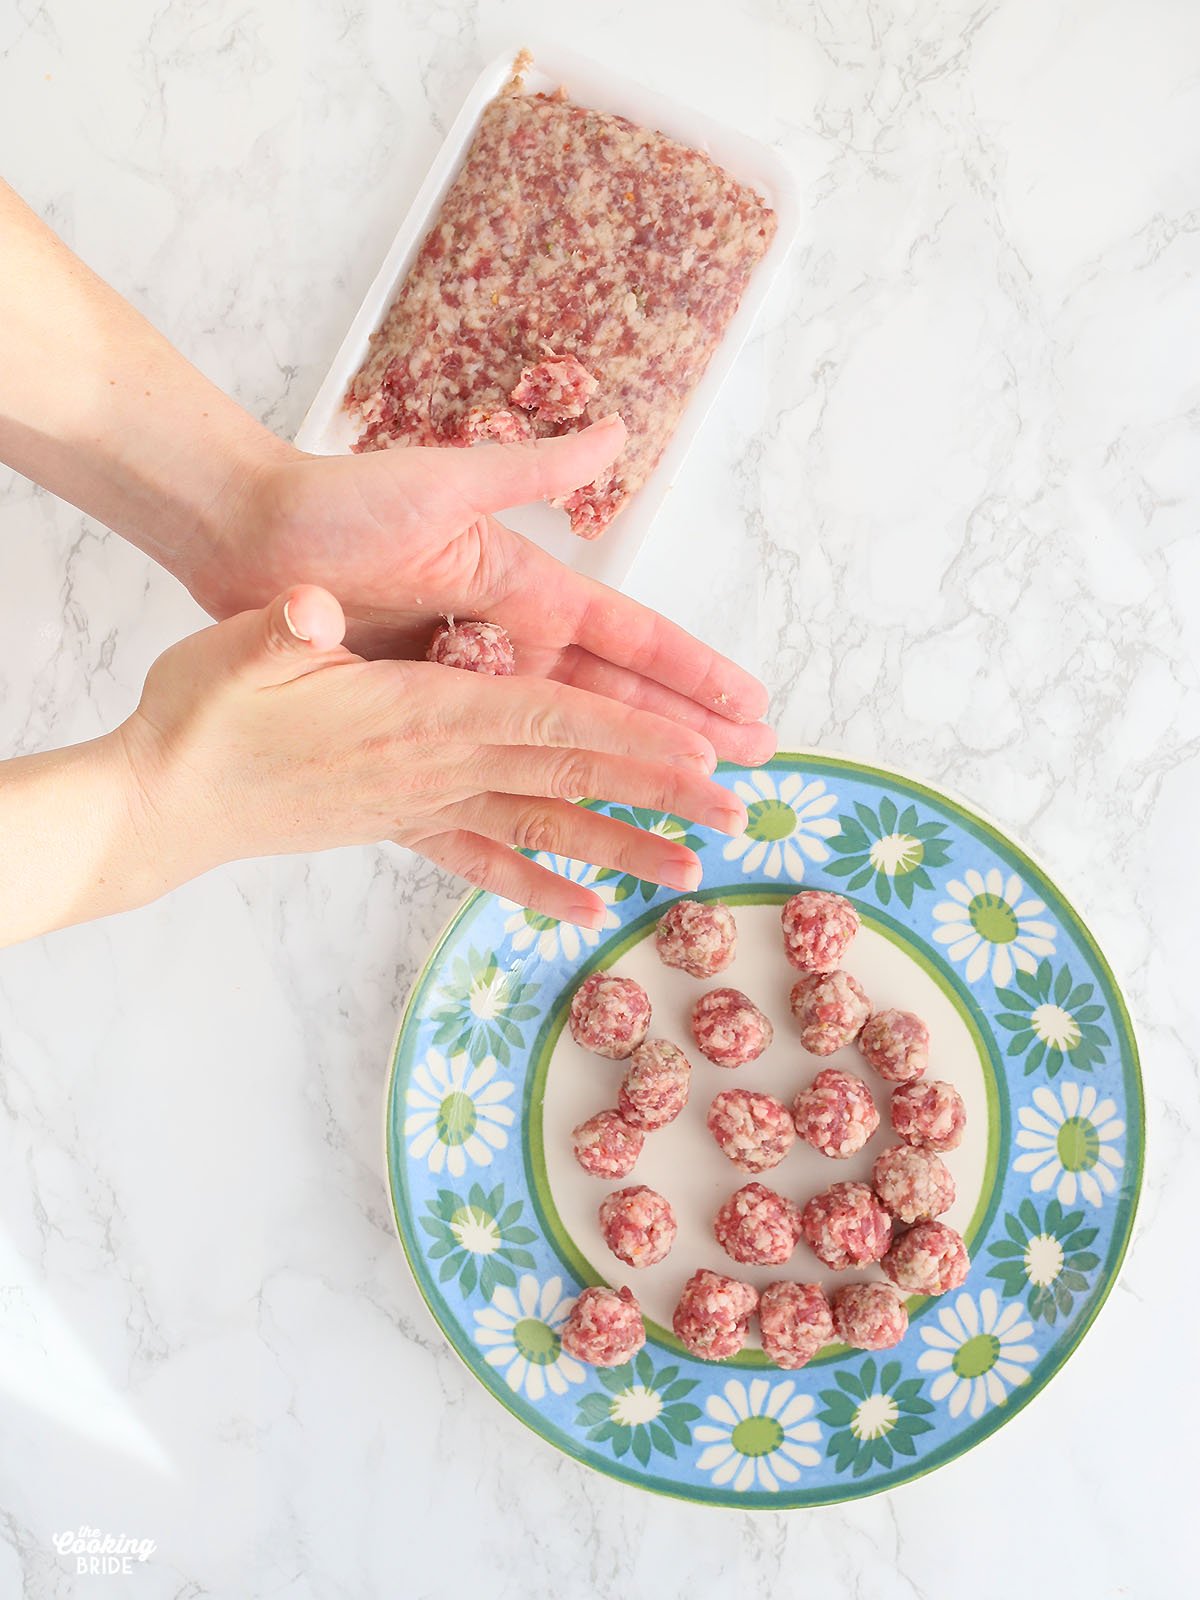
[294,45,801,592]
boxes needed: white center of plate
[539,903,992,1349]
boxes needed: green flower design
[419,1183,538,1300]
[593,808,707,902]
[428,948,540,1067]
[575,1349,702,1466]
[994,958,1112,1077]
[985,1197,1101,1325]
[816,1359,934,1478]
[825,797,951,908]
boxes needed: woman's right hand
[117,585,750,924]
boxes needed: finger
[427,414,627,517]
[416,829,608,927]
[550,646,777,765]
[568,572,768,725]
[448,794,703,893]
[466,748,747,836]
[220,585,350,688]
[401,662,718,773]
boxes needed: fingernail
[660,858,703,893]
[705,804,747,837]
[568,902,606,930]
[596,412,624,428]
[283,599,311,642]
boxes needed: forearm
[0,734,177,947]
[0,179,291,591]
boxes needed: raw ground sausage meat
[713,1183,802,1266]
[560,1284,645,1366]
[799,1181,893,1270]
[831,1282,910,1350]
[891,1079,967,1152]
[706,1088,795,1173]
[859,1009,929,1084]
[672,1269,759,1360]
[758,1282,834,1370]
[780,890,859,973]
[571,1110,644,1179]
[792,1068,880,1158]
[345,65,777,539]
[655,899,737,978]
[882,1220,970,1295]
[691,987,773,1067]
[426,619,516,675]
[598,1185,677,1267]
[569,973,651,1059]
[789,969,871,1055]
[872,1144,955,1224]
[509,354,598,421]
[617,1039,691,1130]
[460,407,534,444]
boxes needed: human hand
[194,418,775,767]
[117,585,749,923]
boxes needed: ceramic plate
[384,754,1142,1506]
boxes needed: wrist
[187,432,305,620]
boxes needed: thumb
[438,412,627,515]
[225,585,349,687]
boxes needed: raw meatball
[560,1284,645,1366]
[707,1088,796,1173]
[617,1039,691,1130]
[789,970,871,1055]
[792,1068,880,1159]
[509,354,599,422]
[571,1110,644,1179]
[891,1079,967,1152]
[426,618,516,675]
[781,890,859,972]
[655,899,738,978]
[460,406,535,444]
[758,1282,834,1370]
[691,988,774,1068]
[831,1282,910,1350]
[599,1186,677,1267]
[872,1144,955,1224]
[859,1009,929,1084]
[569,973,651,1059]
[672,1269,759,1360]
[882,1220,970,1295]
[713,1183,802,1266]
[799,1181,893,1270]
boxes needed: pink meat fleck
[460,407,535,444]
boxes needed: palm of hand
[214,423,772,761]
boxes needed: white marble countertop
[1,1,1197,1594]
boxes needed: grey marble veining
[1,0,1197,1595]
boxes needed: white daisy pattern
[472,1275,585,1401]
[1012,1081,1125,1207]
[917,1290,1038,1419]
[500,857,620,962]
[694,1378,822,1493]
[405,1050,515,1178]
[723,772,841,881]
[931,866,1057,987]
